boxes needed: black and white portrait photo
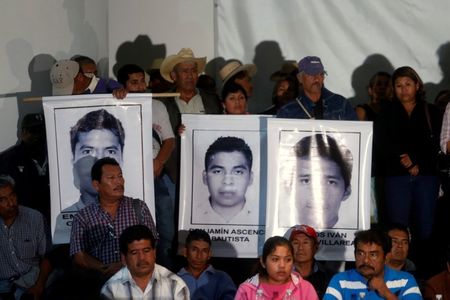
[277,133,355,229]
[43,95,154,244]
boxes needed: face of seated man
[295,155,350,228]
[203,151,253,215]
[73,129,123,202]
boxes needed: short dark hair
[294,134,352,188]
[221,81,248,102]
[70,109,125,156]
[204,136,253,171]
[119,224,156,255]
[0,175,15,191]
[354,229,391,257]
[185,229,211,247]
[260,236,293,277]
[368,71,391,89]
[386,223,411,243]
[91,157,120,182]
[72,55,96,67]
[117,64,144,86]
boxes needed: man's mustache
[358,264,374,271]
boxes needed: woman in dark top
[376,66,441,243]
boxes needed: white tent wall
[216,0,450,113]
[2,0,450,151]
[0,0,108,152]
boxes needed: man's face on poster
[203,151,253,209]
[295,155,350,228]
[73,129,123,197]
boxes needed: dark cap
[289,224,318,243]
[298,56,325,76]
[21,113,45,129]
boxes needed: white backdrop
[216,0,450,112]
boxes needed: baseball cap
[50,60,79,96]
[21,113,45,129]
[289,224,318,242]
[298,56,325,76]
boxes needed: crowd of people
[1,48,450,299]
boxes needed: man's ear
[92,179,100,192]
[170,71,177,82]
[202,170,207,185]
[121,254,126,266]
[182,246,187,257]
[342,185,351,201]
[249,171,254,186]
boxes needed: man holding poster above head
[194,136,255,224]
[277,56,357,120]
[280,133,353,229]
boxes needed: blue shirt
[324,266,422,300]
[277,88,357,120]
[178,265,236,300]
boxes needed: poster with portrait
[179,114,271,258]
[266,119,372,261]
[43,94,154,244]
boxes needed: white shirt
[101,264,190,300]
[193,198,258,225]
[440,102,450,153]
[152,100,175,159]
[175,92,205,114]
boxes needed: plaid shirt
[70,196,157,264]
[0,206,47,280]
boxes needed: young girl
[235,236,318,300]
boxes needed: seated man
[101,224,189,299]
[70,157,158,279]
[385,223,416,273]
[178,229,236,299]
[324,229,422,300]
[288,224,334,299]
[0,175,50,300]
[195,136,255,224]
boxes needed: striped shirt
[70,196,157,264]
[324,266,422,300]
[101,264,190,299]
[0,206,47,280]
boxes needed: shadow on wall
[2,38,56,141]
[425,41,450,103]
[112,35,167,79]
[347,54,394,107]
[252,41,285,114]
[63,0,100,60]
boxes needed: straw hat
[159,48,206,83]
[219,60,257,86]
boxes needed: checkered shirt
[70,196,157,264]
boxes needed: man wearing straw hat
[159,48,222,182]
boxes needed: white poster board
[43,94,154,244]
[179,114,271,257]
[266,119,372,261]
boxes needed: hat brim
[159,56,206,83]
[222,64,257,86]
[52,83,74,96]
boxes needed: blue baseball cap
[298,56,325,75]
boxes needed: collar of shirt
[175,90,205,114]
[85,76,100,93]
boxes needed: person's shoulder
[18,205,44,221]
[277,100,301,118]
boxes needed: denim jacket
[277,88,357,120]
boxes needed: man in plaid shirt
[70,157,158,278]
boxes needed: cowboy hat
[159,48,206,83]
[219,60,257,86]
